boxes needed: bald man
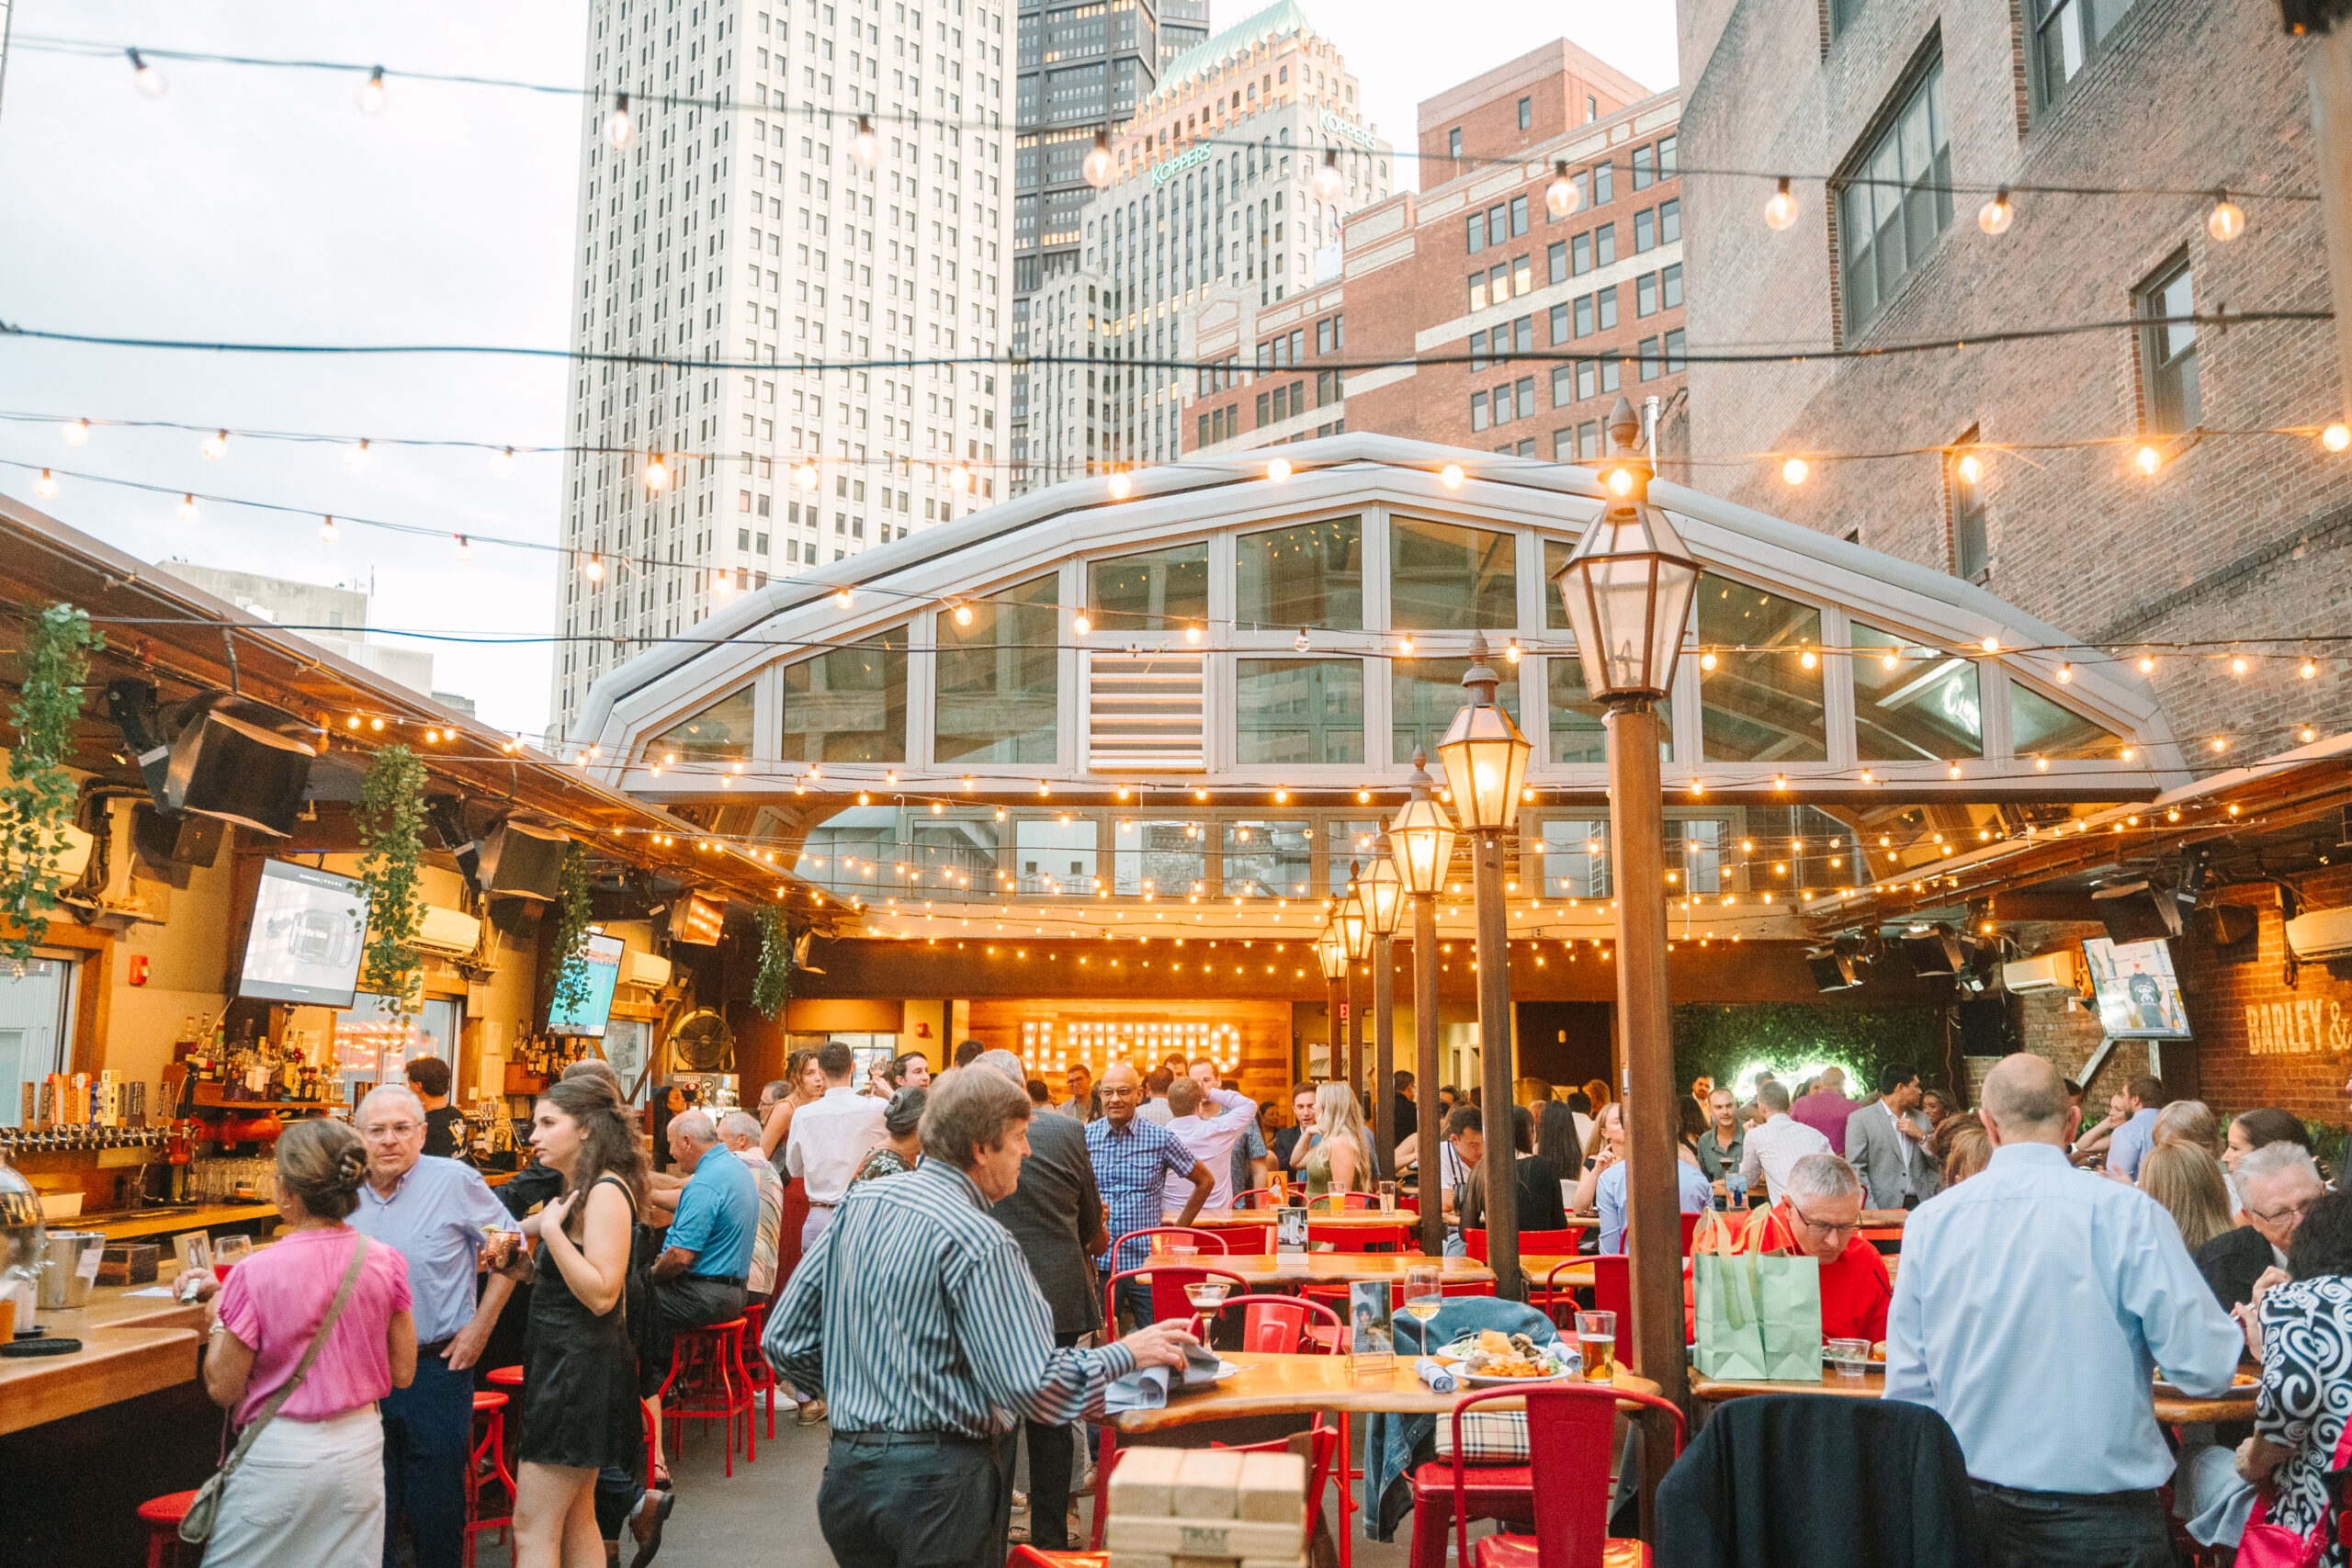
[1884,1054,2240,1567]
[1084,1062,1212,1329]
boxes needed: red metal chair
[464,1389,517,1567]
[659,1316,756,1475]
[1464,1227,1587,1261]
[1535,1258,1593,1328]
[1008,1552,1107,1568]
[1589,1256,1635,1369]
[741,1297,778,1438]
[1449,1383,1686,1567]
[1230,1187,1280,1209]
[1102,1264,1250,1335]
[1195,1291,1345,1355]
[136,1491,198,1568]
[1111,1225,1229,1258]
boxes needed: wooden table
[1204,1255,1494,1287]
[1111,1350,1663,1434]
[0,1279,209,1436]
[1690,1367,2257,1425]
[1521,1256,1597,1291]
[1176,1208,1417,1233]
[87,1201,280,1242]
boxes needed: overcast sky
[0,2,1674,743]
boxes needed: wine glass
[1403,1264,1442,1324]
[212,1234,253,1280]
[1184,1279,1231,1312]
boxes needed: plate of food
[1435,1329,1576,1384]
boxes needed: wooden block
[1107,1555,1173,1568]
[98,1243,160,1286]
[1104,1517,1308,1558]
[1239,1559,1308,1568]
[1233,1451,1307,1523]
[1170,1449,1245,1520]
[1106,1446,1183,1518]
[1172,1557,1240,1568]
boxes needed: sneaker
[797,1398,828,1427]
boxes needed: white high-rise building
[1023,2,1391,487]
[552,0,1016,736]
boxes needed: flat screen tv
[239,860,371,1008]
[548,932,625,1038]
[2080,936,2193,1040]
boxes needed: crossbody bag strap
[227,1234,370,1453]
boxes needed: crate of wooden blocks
[1104,1446,1308,1568]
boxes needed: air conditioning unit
[2285,906,2352,963]
[414,905,481,958]
[2,821,94,883]
[2002,950,2083,996]
[619,949,672,990]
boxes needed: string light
[951,602,975,626]
[795,460,820,490]
[2325,423,2351,453]
[950,463,972,493]
[1799,648,1818,669]
[583,553,605,581]
[1292,627,1310,653]
[1699,651,1717,671]
[453,534,471,562]
[2056,662,2074,682]
[1108,470,1132,500]
[832,588,853,609]
[2301,659,2320,679]
[35,469,58,499]
[644,453,669,491]
[1764,176,1799,231]
[1072,611,1091,637]
[1781,457,1808,484]
[605,93,637,150]
[175,493,199,525]
[2133,444,2163,476]
[1266,457,1292,482]
[128,49,166,97]
[1083,131,1114,188]
[1977,188,2014,235]
[1544,159,1580,220]
[850,115,879,170]
[2139,655,2156,673]
[1397,633,1415,656]
[320,515,340,544]
[1606,465,1635,496]
[62,419,90,446]
[1956,451,1984,483]
[1440,462,1464,489]
[2208,191,2246,243]
[1979,635,2000,654]
[1505,638,1521,663]
[1184,624,1204,645]
[345,437,370,470]
[1312,149,1345,202]
[200,429,228,460]
[491,446,514,476]
[355,65,387,114]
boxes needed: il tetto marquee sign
[1318,110,1377,152]
[1152,145,1214,186]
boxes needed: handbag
[1690,1207,1822,1382]
[2234,1404,2352,1568]
[179,1235,371,1545]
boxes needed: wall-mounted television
[239,860,371,1008]
[548,932,625,1038]
[2081,936,2192,1040]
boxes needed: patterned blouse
[854,1145,917,1184]
[2256,1274,2352,1564]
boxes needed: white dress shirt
[1738,1111,1832,1198]
[1884,1141,2243,1493]
[785,1085,888,1205]
[1160,1088,1258,1211]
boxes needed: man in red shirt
[1687,1152,1893,1344]
[1790,1066,1861,1145]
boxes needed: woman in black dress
[503,1075,651,1568]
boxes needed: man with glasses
[1084,1061,1212,1328]
[2196,1141,2327,1310]
[347,1085,521,1568]
[1681,1152,1891,1344]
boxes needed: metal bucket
[38,1230,106,1310]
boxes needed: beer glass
[1576,1311,1618,1382]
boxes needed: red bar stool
[485,1364,526,1482]
[660,1317,755,1474]
[465,1389,518,1567]
[741,1297,778,1439]
[136,1491,198,1568]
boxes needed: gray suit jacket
[989,1107,1107,1337]
[1844,1100,1937,1210]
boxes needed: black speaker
[1958,996,2014,1055]
[134,806,224,869]
[1896,924,1967,977]
[1808,951,1860,991]
[2194,905,2257,947]
[476,821,570,901]
[2093,880,2189,942]
[154,694,317,837]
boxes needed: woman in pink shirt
[198,1118,416,1567]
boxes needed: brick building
[1186,40,1689,471]
[1675,0,2352,771]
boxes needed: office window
[1238,516,1363,630]
[1599,356,1621,394]
[1634,209,1655,253]
[1549,302,1570,344]
[935,571,1057,763]
[1662,263,1683,309]
[1576,359,1597,400]
[1467,272,1487,312]
[1391,518,1517,631]
[1548,240,1568,285]
[1636,274,1658,317]
[1489,204,1510,244]
[1449,127,1463,160]
[1574,295,1593,337]
[1553,427,1577,460]
[1489,263,1510,302]
[1572,232,1591,275]
[2033,0,2141,105]
[1513,254,1532,294]
[1632,146,1654,190]
[1491,381,1514,423]
[1469,330,1487,372]
[1833,0,1869,32]
[1592,161,1612,205]
[1579,420,1600,459]
[1597,287,1618,331]
[1665,329,1686,373]
[1510,195,1529,236]
[1515,377,1535,419]
[1513,315,1535,355]
[1587,93,1599,121]
[1838,60,1952,331]
[1595,222,1616,266]
[1637,337,1660,381]
[1317,318,1333,354]
[1660,198,1679,243]
[1467,211,1487,254]
[1518,96,1532,130]
[1552,365,1575,407]
[1658,135,1678,175]
[1470,390,1489,432]
[2136,252,2200,433]
[1949,433,1989,581]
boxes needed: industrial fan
[670,1008,735,1073]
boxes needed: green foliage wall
[1671,1002,1941,1099]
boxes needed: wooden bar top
[1110,1350,1662,1434]
[1,1280,210,1437]
[1204,1255,1495,1286]
[87,1202,279,1242]
[1690,1366,2256,1426]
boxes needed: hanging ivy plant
[752,903,793,1021]
[0,605,100,971]
[548,843,594,1020]
[356,745,428,1018]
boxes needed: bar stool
[740,1297,778,1439]
[465,1390,517,1567]
[136,1491,198,1568]
[486,1365,526,1481]
[659,1317,754,1474]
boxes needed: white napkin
[1417,1357,1458,1392]
[1106,1341,1227,1412]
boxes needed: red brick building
[1184,41,1689,469]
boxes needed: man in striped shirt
[1087,1061,1213,1328]
[766,1067,1193,1568]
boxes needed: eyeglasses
[1786,1197,1860,1238]
[2248,1196,2319,1227]
[360,1122,421,1140]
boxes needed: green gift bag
[1690,1214,1823,1382]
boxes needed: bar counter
[86,1201,281,1242]
[1,1276,210,1437]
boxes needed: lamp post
[1436,633,1532,1299]
[1363,845,1406,1175]
[1389,750,1455,1258]
[1553,395,1702,1416]
[1338,872,1371,1099]
[1315,927,1349,1081]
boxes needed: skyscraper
[552,0,1015,737]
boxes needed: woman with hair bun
[502,1074,653,1566]
[187,1118,417,1567]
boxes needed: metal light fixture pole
[1437,635,1533,1300]
[1316,928,1349,1080]
[1390,752,1455,1258]
[1339,870,1373,1101]
[1554,395,1704,1415]
[1364,846,1407,1171]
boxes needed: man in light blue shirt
[350,1086,517,1568]
[1885,1054,2241,1567]
[1596,1151,1713,1254]
[2102,1075,2166,1180]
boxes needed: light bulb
[2138,655,2155,673]
[2057,662,2074,682]
[2231,656,2249,675]
[1800,649,1818,669]
[35,469,58,499]
[356,66,388,115]
[1397,634,1414,656]
[1781,457,1808,485]
[1980,635,2000,653]
[1440,462,1464,489]
[1764,176,1798,231]
[2324,423,2350,453]
[1976,188,2013,235]
[128,49,166,97]
[849,116,881,171]
[950,463,972,492]
[491,446,514,476]
[320,515,341,544]
[345,438,370,470]
[1544,160,1580,220]
[1606,466,1634,496]
[1108,470,1132,499]
[2207,194,2245,243]
[833,588,853,609]
[1957,451,1983,483]
[2133,444,2162,476]
[201,429,227,460]
[176,493,199,525]
[1266,457,1291,482]
[1312,150,1345,203]
[605,94,638,151]
[645,453,669,491]
[2301,659,2319,679]
[952,603,974,626]
[796,460,820,490]
[1882,649,1900,670]
[1083,131,1114,189]
[1505,639,1521,664]
[1700,650,1717,671]
[454,534,472,562]
[712,571,732,596]
[1294,627,1310,653]
[62,418,90,446]
[1072,612,1091,636]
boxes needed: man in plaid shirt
[1086,1062,1213,1328]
